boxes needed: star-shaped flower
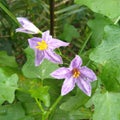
[16,17,41,34]
[28,31,69,66]
[51,55,97,96]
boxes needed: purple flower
[28,30,69,66]
[51,55,97,96]
[16,17,41,34]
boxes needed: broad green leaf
[90,25,120,64]
[0,102,35,120]
[51,108,72,120]
[87,92,120,120]
[15,90,41,119]
[0,51,17,67]
[22,47,59,79]
[60,90,89,112]
[60,23,80,42]
[30,86,50,107]
[69,107,92,120]
[90,25,120,91]
[0,68,18,104]
[87,13,112,47]
[44,78,62,104]
[51,107,91,120]
[19,116,35,120]
[100,60,120,91]
[23,102,41,119]
[75,0,120,20]
[16,91,34,103]
[0,103,25,120]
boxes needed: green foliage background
[0,0,120,120]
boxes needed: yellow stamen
[36,40,48,50]
[72,68,80,78]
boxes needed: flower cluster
[16,17,97,96]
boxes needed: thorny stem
[50,0,55,36]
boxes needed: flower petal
[42,31,51,42]
[70,55,82,69]
[45,49,63,64]
[28,37,42,49]
[61,76,75,96]
[76,77,91,96]
[16,17,40,34]
[48,38,69,50]
[50,67,70,79]
[80,66,97,82]
[35,50,45,66]
[16,28,35,34]
[17,17,29,26]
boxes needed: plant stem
[114,16,120,25]
[38,30,43,35]
[79,32,92,55]
[50,0,55,36]
[45,95,63,119]
[35,98,44,113]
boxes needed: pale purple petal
[48,38,69,50]
[76,77,91,96]
[17,17,30,25]
[70,55,82,69]
[61,76,75,96]
[42,31,52,42]
[80,66,97,82]
[45,49,63,64]
[16,28,36,34]
[16,17,40,34]
[50,67,70,79]
[35,50,45,66]
[28,37,42,49]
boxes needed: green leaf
[90,25,120,64]
[60,23,80,42]
[87,92,120,120]
[100,60,120,91]
[16,90,41,119]
[75,0,120,20]
[69,107,92,120]
[0,68,18,104]
[30,86,50,107]
[90,25,120,91]
[60,90,89,112]
[22,47,59,79]
[44,78,61,104]
[0,102,35,120]
[23,102,41,119]
[19,116,35,120]
[87,13,112,47]
[0,103,25,120]
[51,108,71,120]
[51,107,91,120]
[16,91,34,103]
[0,51,17,67]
